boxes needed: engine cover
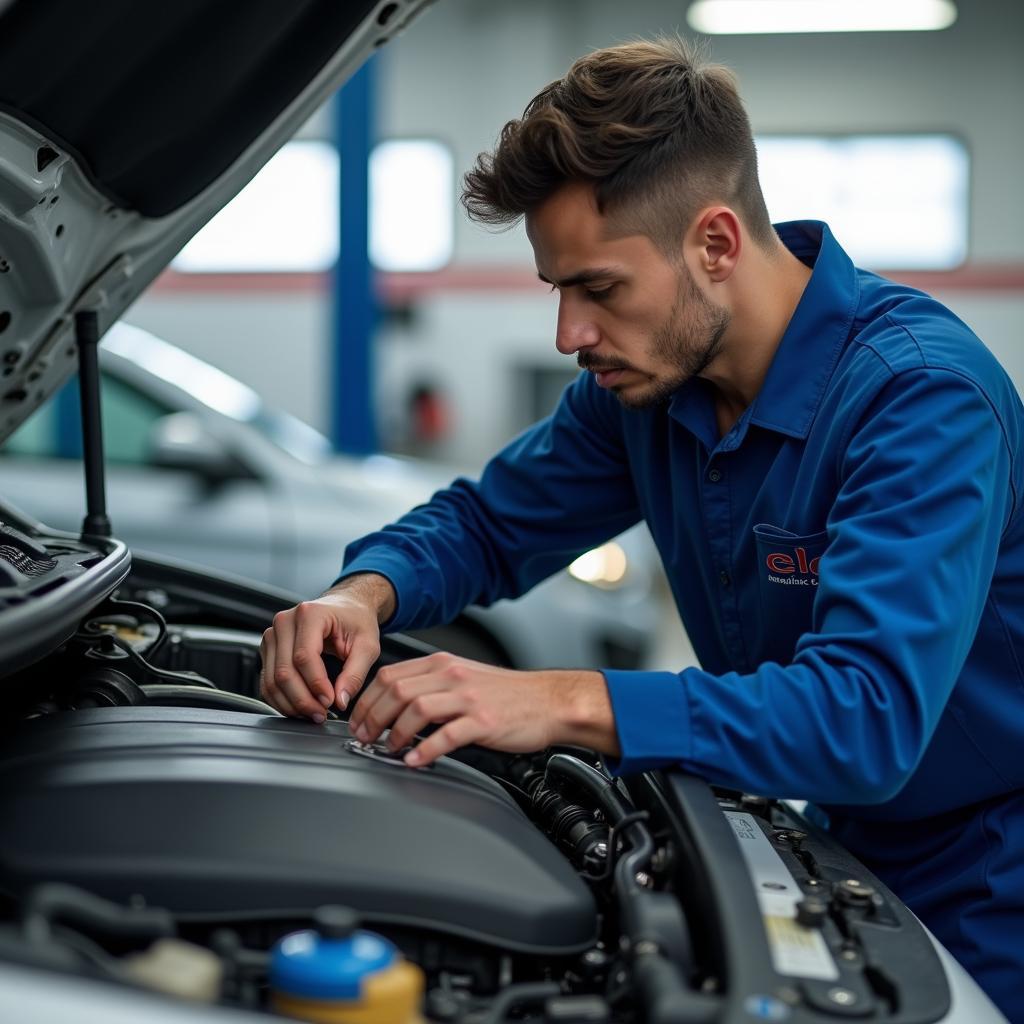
[0,707,597,953]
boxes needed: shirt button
[709,468,722,483]
[719,570,731,587]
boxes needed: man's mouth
[594,368,627,388]
[579,357,631,389]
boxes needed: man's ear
[688,206,741,283]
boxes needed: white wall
[126,0,1024,465]
[382,0,1024,259]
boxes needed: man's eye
[584,285,615,301]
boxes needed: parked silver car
[0,321,659,671]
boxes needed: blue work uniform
[341,221,1024,1018]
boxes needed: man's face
[526,182,730,409]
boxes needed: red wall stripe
[150,264,1024,300]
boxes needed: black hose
[544,755,653,883]
[23,883,176,947]
[543,754,633,822]
[632,951,720,1024]
[482,981,561,1024]
[90,598,170,660]
[543,755,705,1024]
[512,762,609,870]
[104,632,217,689]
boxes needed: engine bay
[0,568,671,1021]
[0,528,960,1023]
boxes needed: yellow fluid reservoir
[270,907,424,1024]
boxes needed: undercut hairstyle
[462,36,777,255]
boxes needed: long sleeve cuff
[601,669,693,777]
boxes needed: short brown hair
[462,36,776,254]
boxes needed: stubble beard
[614,267,731,411]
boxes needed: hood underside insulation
[0,0,377,216]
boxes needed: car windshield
[246,408,333,464]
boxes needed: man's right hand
[259,573,396,722]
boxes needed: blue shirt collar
[749,220,860,439]
[668,220,859,446]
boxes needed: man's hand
[347,653,620,766]
[260,573,396,721]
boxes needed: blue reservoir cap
[271,927,397,1000]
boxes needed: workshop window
[755,134,969,270]
[173,140,340,274]
[171,137,454,274]
[369,139,454,272]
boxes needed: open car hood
[0,0,432,444]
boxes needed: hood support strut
[75,311,111,539]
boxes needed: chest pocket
[753,523,830,664]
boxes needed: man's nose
[555,299,600,355]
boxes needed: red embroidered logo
[766,547,820,586]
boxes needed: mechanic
[261,38,1024,1018]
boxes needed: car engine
[0,534,966,1023]
[0,570,684,1022]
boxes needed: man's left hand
[346,652,620,767]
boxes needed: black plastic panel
[637,773,952,1023]
[0,519,130,677]
[0,707,598,954]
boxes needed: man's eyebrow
[537,267,621,288]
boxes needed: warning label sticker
[724,811,839,982]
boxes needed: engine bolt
[650,844,673,874]
[634,871,653,888]
[828,988,857,1006]
[773,829,807,844]
[795,897,829,928]
[836,878,876,906]
[425,991,462,1022]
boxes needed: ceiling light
[687,0,957,34]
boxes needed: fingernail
[312,713,325,725]
[404,749,421,766]
[338,692,350,711]
[355,724,368,741]
[319,694,332,708]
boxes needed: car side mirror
[147,412,253,484]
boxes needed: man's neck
[703,243,813,436]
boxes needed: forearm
[340,377,642,633]
[545,669,620,756]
